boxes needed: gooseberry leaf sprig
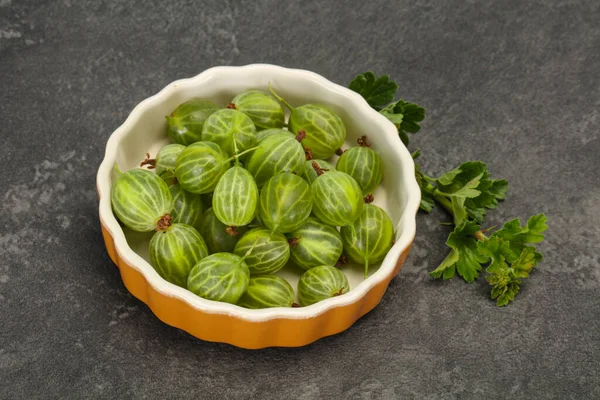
[349,72,425,146]
[349,71,548,306]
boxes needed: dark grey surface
[1,0,599,399]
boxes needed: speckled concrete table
[1,1,599,399]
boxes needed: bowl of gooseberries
[97,64,420,349]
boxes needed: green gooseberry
[169,184,204,230]
[187,253,250,304]
[233,227,290,275]
[258,173,312,233]
[149,223,208,287]
[302,159,335,185]
[245,132,306,187]
[111,168,173,232]
[340,204,395,278]
[212,164,258,228]
[201,208,248,254]
[237,275,295,309]
[167,100,220,145]
[297,265,350,306]
[154,143,186,183]
[287,218,343,270]
[175,141,229,194]
[269,86,346,159]
[201,108,257,157]
[310,169,363,227]
[336,140,383,195]
[230,90,285,130]
[256,128,294,143]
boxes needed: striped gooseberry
[175,141,229,194]
[153,143,186,183]
[310,166,363,227]
[230,90,285,130]
[201,208,248,254]
[336,136,383,196]
[297,265,350,306]
[167,100,220,145]
[287,218,343,270]
[187,253,250,304]
[169,184,204,230]
[245,132,305,187]
[111,168,173,232]
[269,86,346,159]
[236,275,295,309]
[233,227,290,275]
[201,108,257,156]
[258,172,312,233]
[212,164,258,229]
[340,204,394,278]
[149,223,208,287]
[255,128,294,143]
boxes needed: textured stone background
[1,1,599,399]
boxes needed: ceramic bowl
[96,64,420,349]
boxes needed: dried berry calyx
[357,135,371,147]
[226,226,240,236]
[295,129,307,142]
[311,161,328,176]
[288,237,299,248]
[364,194,375,204]
[140,153,156,169]
[156,214,173,231]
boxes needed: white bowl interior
[98,65,419,320]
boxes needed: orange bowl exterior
[101,221,412,349]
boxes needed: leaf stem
[432,189,453,216]
[432,187,488,242]
[473,230,488,242]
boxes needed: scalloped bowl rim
[96,64,420,322]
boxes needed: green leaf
[436,162,487,194]
[433,162,509,224]
[490,214,548,259]
[478,215,547,306]
[464,176,508,223]
[380,110,404,125]
[430,221,488,282]
[348,72,398,110]
[380,99,426,145]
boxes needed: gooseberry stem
[241,234,267,261]
[223,146,260,165]
[113,164,123,176]
[364,259,369,279]
[268,83,294,111]
[233,139,240,166]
